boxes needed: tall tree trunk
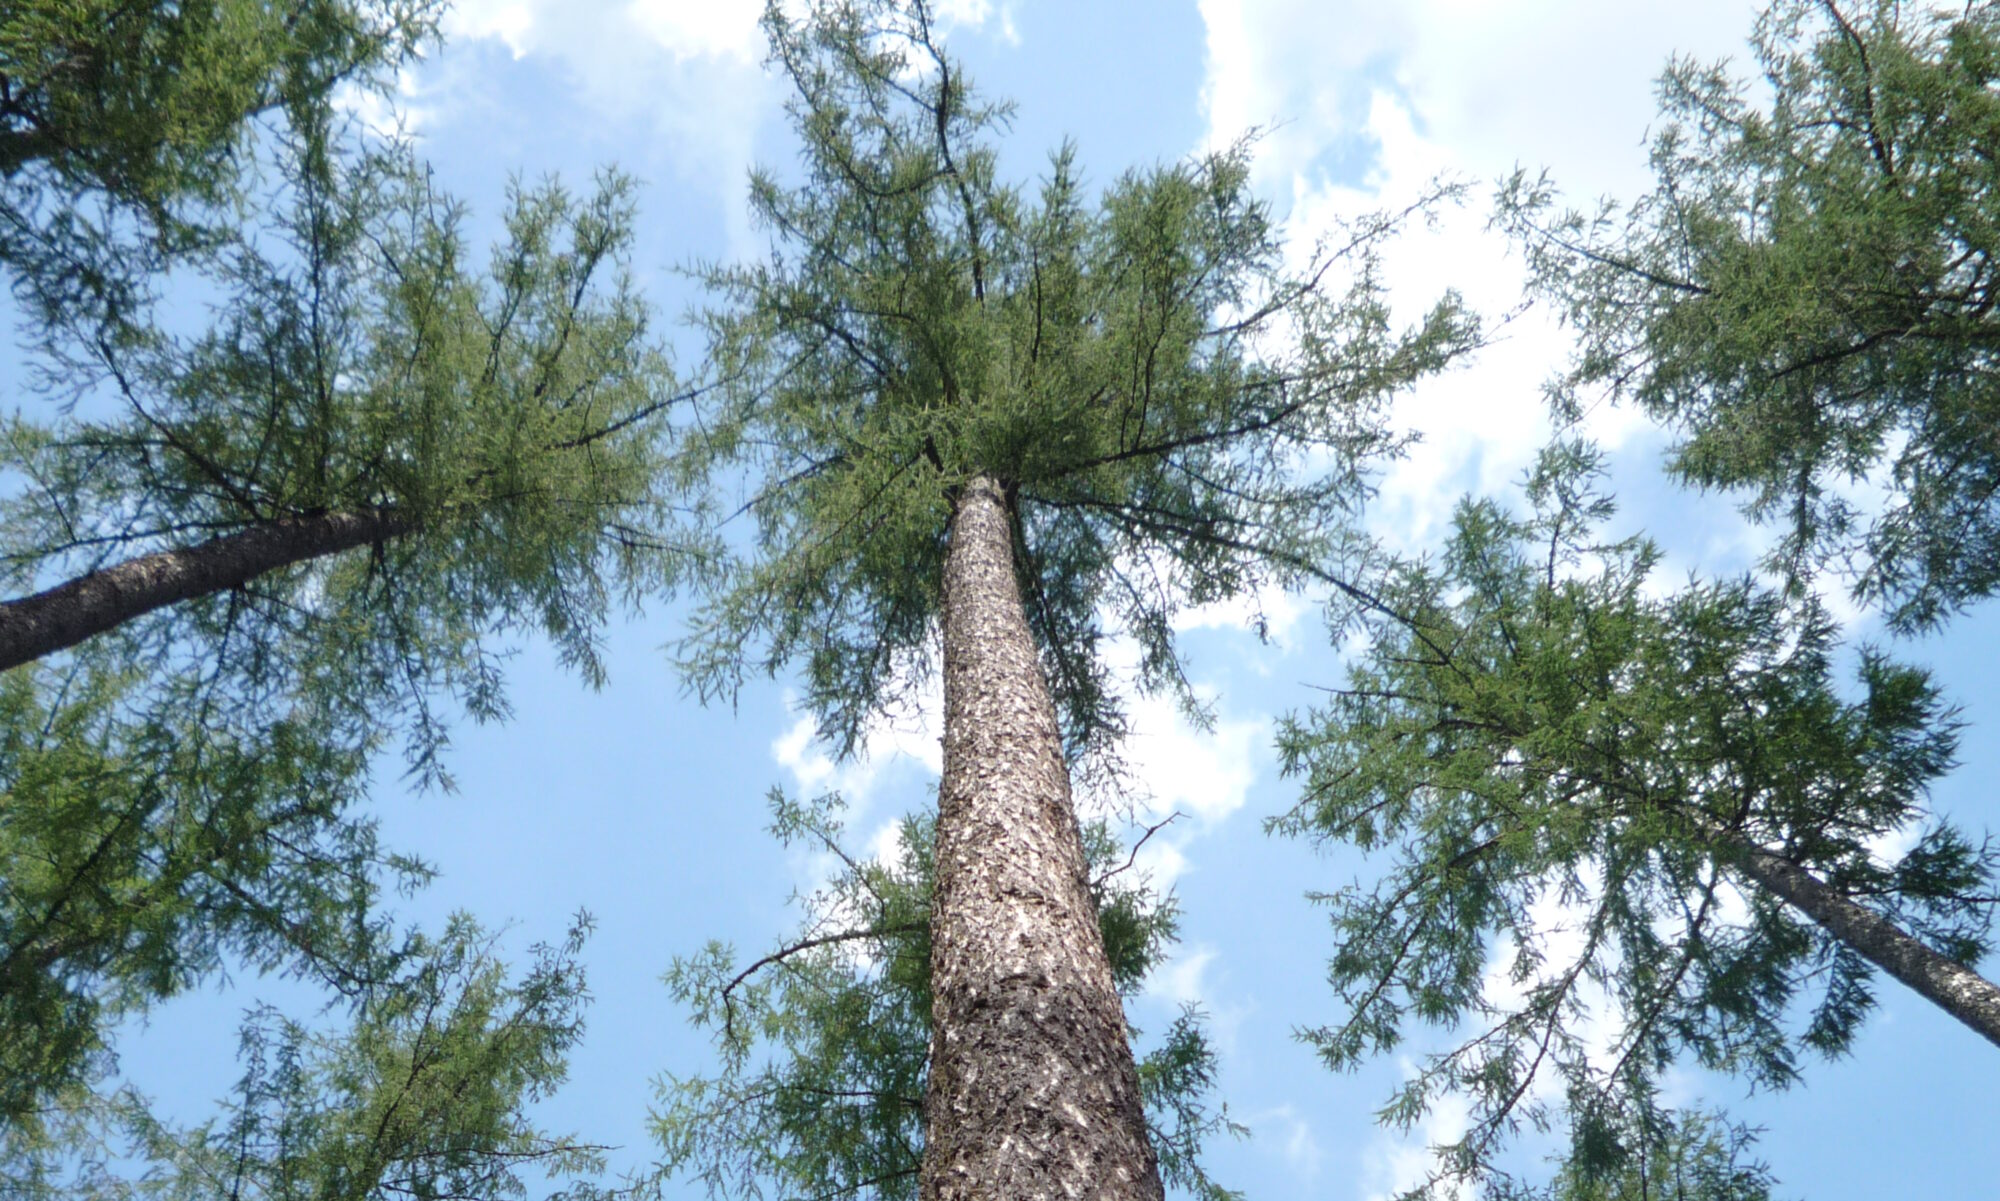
[922,474,1163,1201]
[1728,839,2000,1049]
[0,508,409,672]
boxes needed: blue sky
[109,2,2000,1198]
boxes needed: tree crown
[1276,442,1988,1193]
[680,0,1477,762]
[1504,0,2000,630]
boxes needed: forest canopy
[3,2,1997,1201]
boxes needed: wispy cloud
[1173,578,1309,651]
[399,0,773,253]
[1241,1103,1325,1183]
[1362,1083,1473,1201]
[770,675,944,815]
[1074,629,1276,900]
[1195,0,1760,556]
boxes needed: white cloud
[934,0,1019,44]
[333,73,425,137]
[1199,0,1757,196]
[1273,91,1652,557]
[625,0,765,62]
[769,675,944,813]
[1362,1084,1473,1201]
[1140,939,1255,1060]
[1195,0,1406,187]
[1243,1103,1326,1182]
[1282,1109,1326,1180]
[772,713,838,792]
[423,0,1032,281]
[1152,944,1218,1009]
[1118,691,1263,830]
[1866,820,1925,873]
[768,668,945,910]
[865,816,911,868]
[403,0,774,253]
[1089,613,1270,840]
[1131,836,1187,897]
[1173,578,1309,649]
[450,0,541,59]
[1197,0,1901,652]
[449,0,763,63]
[771,692,936,931]
[1196,1,1762,554]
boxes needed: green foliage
[4,0,686,728]
[1,3,691,1154]
[1274,442,1988,1194]
[1504,0,2000,630]
[680,0,1478,763]
[654,791,1241,1201]
[0,118,689,1123]
[1,0,439,308]
[0,659,413,1130]
[0,0,680,1189]
[8,126,683,727]
[3,914,632,1201]
[1487,1106,1774,1201]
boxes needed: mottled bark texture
[1730,840,2000,1050]
[922,474,1163,1201]
[0,508,408,672]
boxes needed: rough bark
[921,474,1163,1201]
[0,508,409,672]
[1731,840,2000,1050]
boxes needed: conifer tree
[3,0,689,690]
[1297,5,2000,1185]
[0,125,686,683]
[1276,443,1996,1195]
[0,121,689,1124]
[1502,0,2000,631]
[679,2,1477,1194]
[2,4,688,1192]
[1485,1108,1775,1201]
[0,3,691,1136]
[655,795,1239,1201]
[2,0,440,324]
[6,914,625,1201]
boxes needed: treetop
[681,0,1480,762]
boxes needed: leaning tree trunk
[922,474,1163,1201]
[0,508,409,673]
[1728,838,2000,1050]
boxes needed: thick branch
[0,508,410,672]
[1731,840,2000,1049]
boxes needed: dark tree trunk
[922,474,1163,1201]
[0,508,409,672]
[1730,840,2000,1050]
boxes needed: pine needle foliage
[2,0,686,1191]
[0,659,410,1131]
[4,914,631,1201]
[1274,442,1989,1196]
[1,18,691,1143]
[1503,0,2000,631]
[5,122,684,725]
[1,0,440,314]
[1485,1107,1775,1201]
[655,792,1241,1201]
[678,0,1478,763]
